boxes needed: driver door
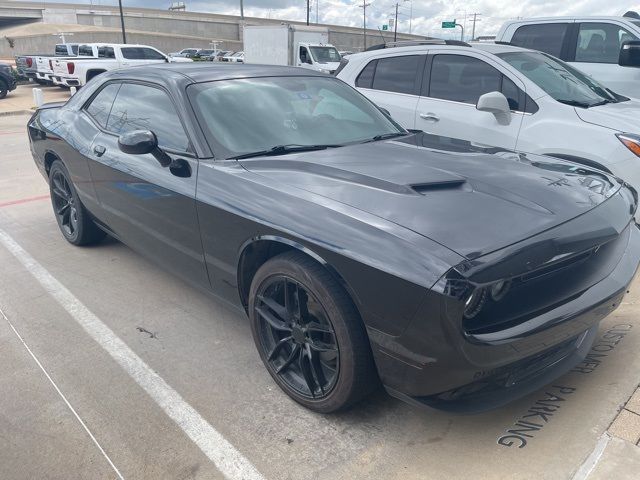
[85,81,208,288]
[415,52,525,150]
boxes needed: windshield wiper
[229,144,341,160]
[361,132,408,143]
[556,99,593,108]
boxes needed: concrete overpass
[0,1,424,57]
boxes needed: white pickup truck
[53,44,191,87]
[15,43,79,84]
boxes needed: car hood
[574,99,640,132]
[240,133,621,259]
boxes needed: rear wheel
[49,160,106,246]
[249,251,378,413]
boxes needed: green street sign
[442,21,456,28]
[382,24,388,31]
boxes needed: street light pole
[307,0,310,25]
[240,0,244,19]
[118,0,127,44]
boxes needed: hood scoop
[411,179,468,195]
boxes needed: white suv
[336,40,640,213]
[496,12,640,99]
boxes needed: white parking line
[1,306,126,480]
[0,227,266,480]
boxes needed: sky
[32,1,640,39]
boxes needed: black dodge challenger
[28,64,640,413]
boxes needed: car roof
[107,63,327,83]
[346,42,532,59]
[502,15,636,23]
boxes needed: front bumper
[372,198,640,412]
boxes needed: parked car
[0,62,17,99]
[192,49,217,60]
[51,44,99,87]
[27,63,640,413]
[337,39,640,219]
[223,51,244,63]
[53,44,191,87]
[212,50,232,61]
[496,11,640,99]
[169,48,200,58]
[15,43,79,84]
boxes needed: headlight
[489,279,511,301]
[464,288,487,319]
[617,133,640,157]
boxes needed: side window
[511,23,570,58]
[355,60,376,88]
[371,55,420,95]
[501,76,522,111]
[107,83,189,152]
[429,55,501,105]
[71,45,79,55]
[299,46,310,64]
[98,47,115,59]
[85,83,121,128]
[575,23,638,63]
[121,47,165,60]
[55,45,67,56]
[79,45,94,57]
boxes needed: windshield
[309,46,341,63]
[497,51,620,107]
[189,76,403,159]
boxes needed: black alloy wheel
[48,160,106,246]
[51,169,79,239]
[249,251,378,413]
[255,275,340,399]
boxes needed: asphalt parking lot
[1,113,640,480]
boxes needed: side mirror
[118,130,171,167]
[619,40,640,67]
[476,91,512,125]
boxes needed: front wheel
[0,80,7,99]
[249,251,378,413]
[49,160,106,246]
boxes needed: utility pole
[118,0,127,44]
[471,13,481,41]
[407,0,412,34]
[240,0,244,20]
[306,0,310,25]
[358,1,371,50]
[393,3,399,41]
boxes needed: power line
[470,12,482,41]
[358,1,372,50]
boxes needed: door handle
[419,113,440,122]
[93,144,106,157]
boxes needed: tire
[0,80,7,99]
[249,251,378,413]
[49,160,106,246]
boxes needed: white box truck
[243,24,342,74]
